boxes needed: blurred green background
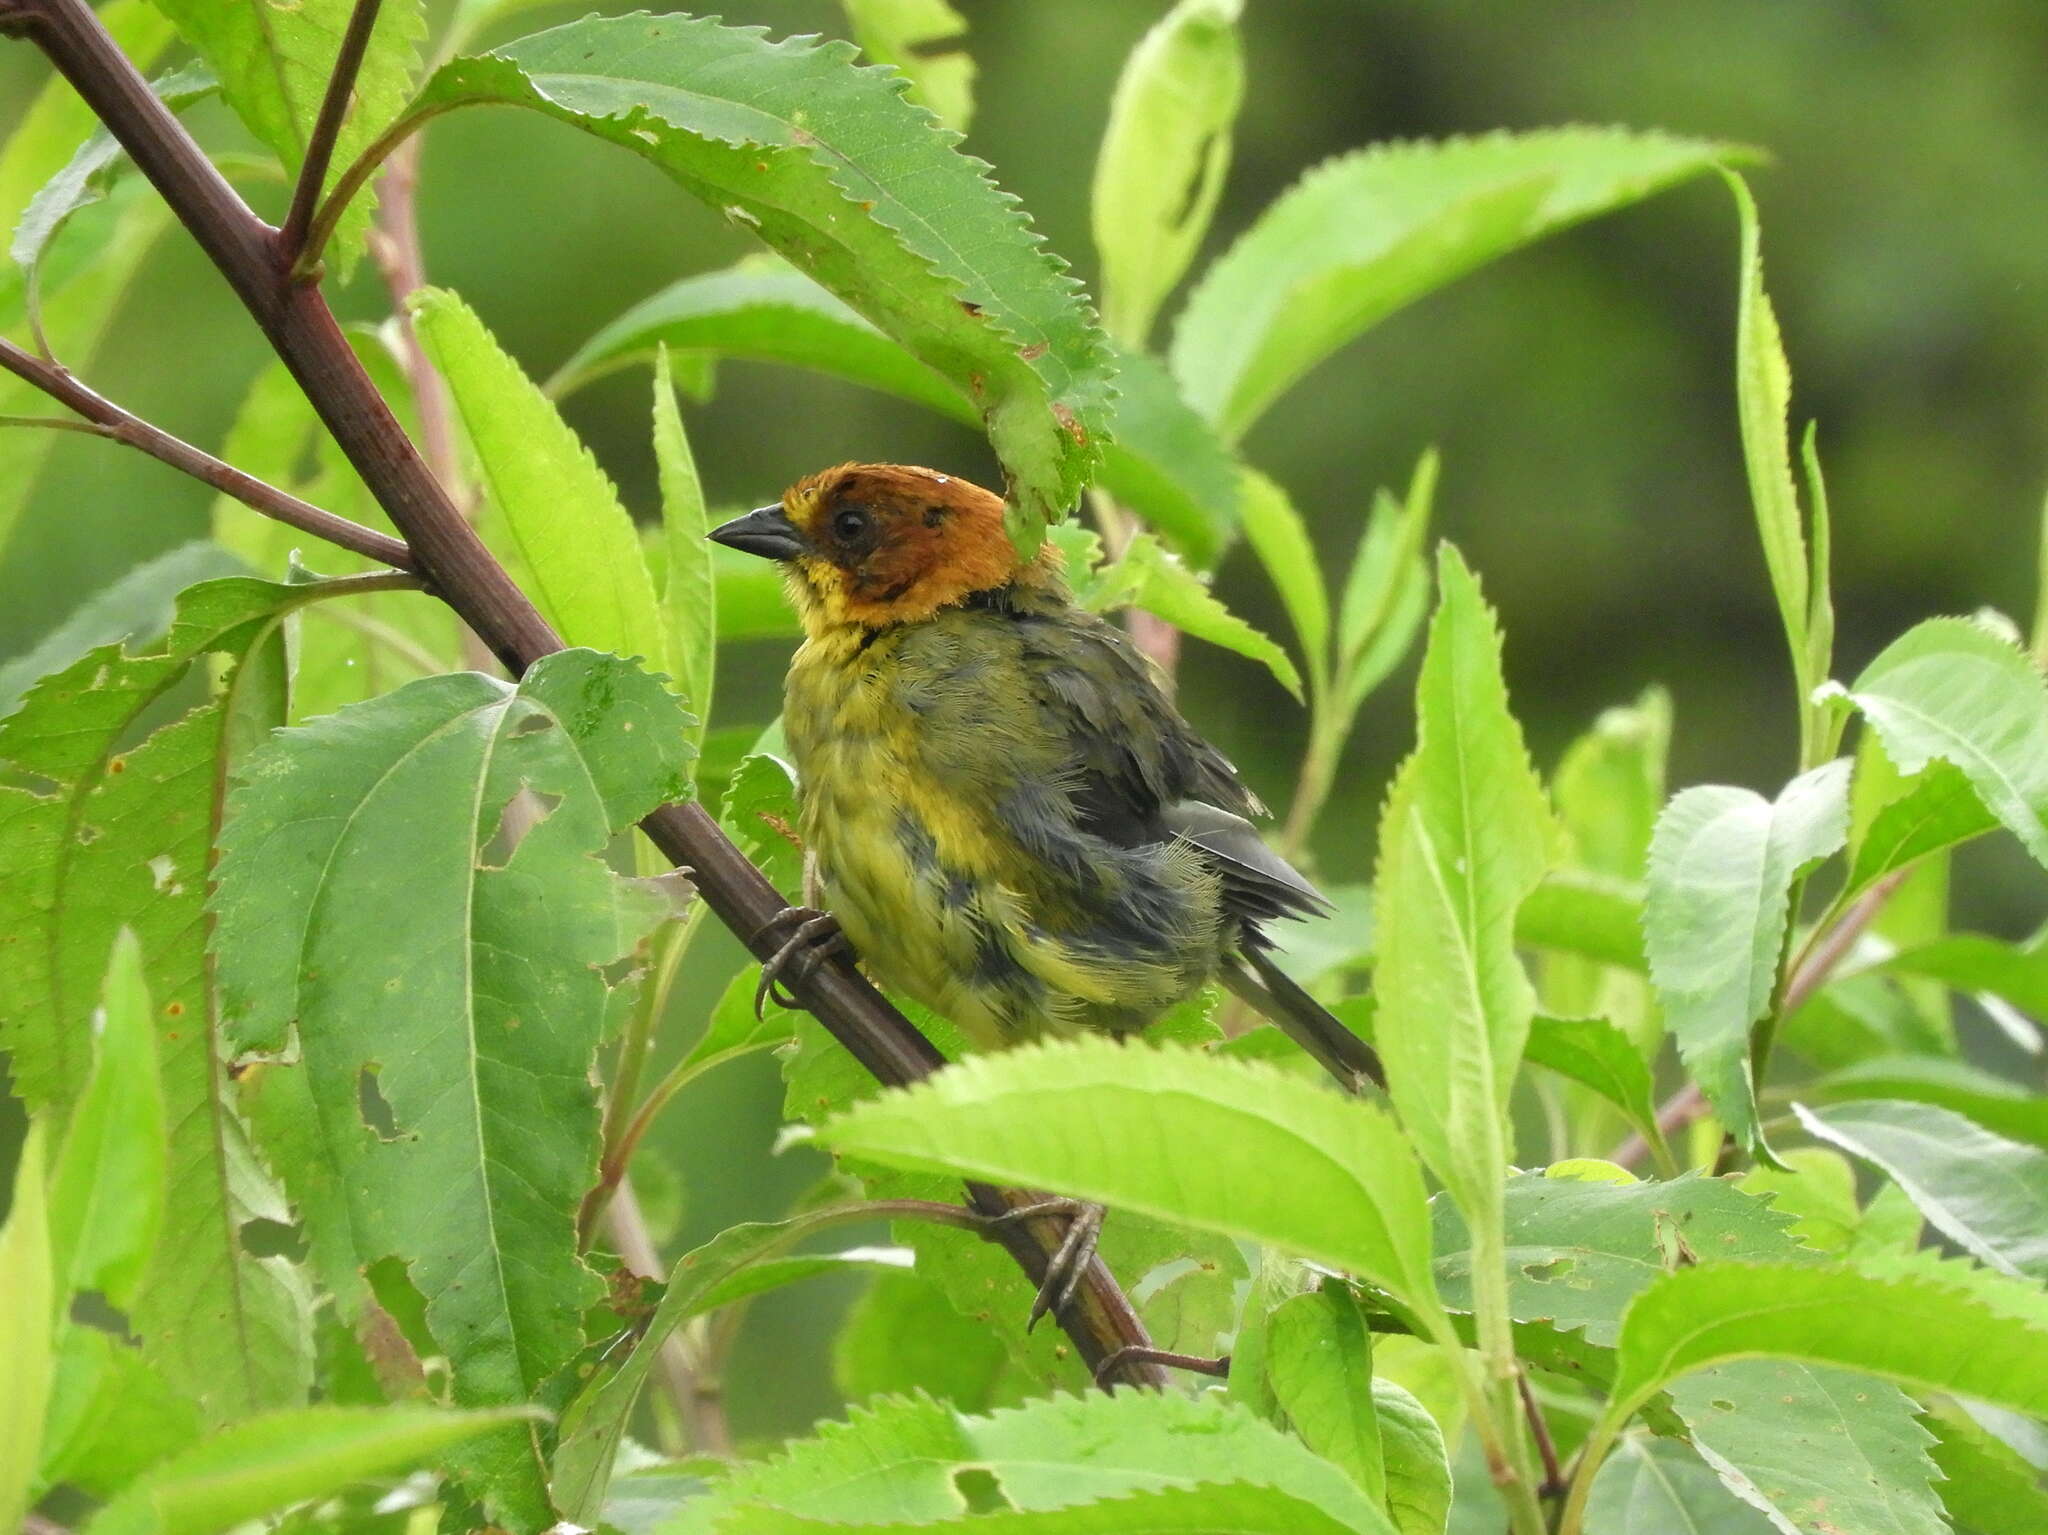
[4,0,2046,1442]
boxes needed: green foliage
[1092,0,1243,346]
[652,347,715,768]
[1583,1436,1776,1534]
[401,12,1112,541]
[1171,128,1743,439]
[1,1126,52,1535]
[839,0,975,132]
[1644,760,1852,1160]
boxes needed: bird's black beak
[708,504,805,562]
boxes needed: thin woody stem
[0,337,415,569]
[2,0,1167,1391]
[279,0,384,273]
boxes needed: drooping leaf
[1843,757,1996,900]
[1264,1284,1383,1504]
[1849,616,2048,870]
[1171,128,1743,438]
[1872,932,2048,1020]
[819,1036,1445,1325]
[1374,545,1554,1221]
[663,1390,1394,1535]
[652,347,713,767]
[0,1124,51,1535]
[1796,1099,2048,1279]
[1095,531,1300,697]
[1806,1055,2048,1154]
[146,0,423,269]
[1238,467,1328,692]
[401,13,1114,541]
[839,0,974,132]
[47,930,164,1311]
[1670,1359,1947,1535]
[84,1406,534,1535]
[1523,1014,1662,1157]
[1335,453,1437,723]
[1644,759,1852,1160]
[1092,0,1243,346]
[413,287,669,679]
[556,263,1236,564]
[211,650,690,1526]
[1584,1436,1777,1535]
[1607,1259,2048,1426]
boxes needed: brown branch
[1518,1371,1566,1500]
[0,336,415,569]
[278,0,383,273]
[4,0,1165,1391]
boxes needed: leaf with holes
[1644,759,1851,1161]
[0,576,321,1424]
[663,1390,1394,1534]
[1171,128,1743,439]
[400,13,1113,540]
[211,649,689,1527]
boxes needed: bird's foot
[1093,1345,1230,1389]
[751,906,850,1017]
[983,1197,1107,1330]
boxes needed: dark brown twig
[0,336,415,569]
[3,0,1165,1392]
[278,0,384,273]
[1518,1371,1566,1500]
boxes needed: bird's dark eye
[832,507,870,542]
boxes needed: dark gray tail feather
[1220,944,1385,1094]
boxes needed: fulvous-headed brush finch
[710,463,1383,1098]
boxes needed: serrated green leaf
[1645,759,1851,1159]
[0,576,322,1423]
[1724,171,1820,715]
[1239,467,1326,691]
[718,750,804,897]
[1870,932,2048,1018]
[1266,1284,1383,1504]
[84,1406,533,1535]
[1092,0,1242,347]
[1171,128,1743,439]
[1375,544,1554,1219]
[819,1036,1444,1326]
[147,0,422,271]
[1849,617,2048,869]
[403,13,1113,540]
[1844,756,1996,899]
[1585,1436,1777,1535]
[212,650,690,1527]
[0,542,244,718]
[1431,1171,1807,1350]
[1671,1358,1947,1535]
[653,347,713,768]
[840,0,974,132]
[1608,1260,2048,1425]
[1796,1099,2048,1279]
[48,930,164,1311]
[1738,1147,1921,1258]
[413,287,669,679]
[1922,1397,2048,1535]
[38,1325,201,1499]
[713,1483,1365,1535]
[1523,1015,1662,1155]
[558,264,1235,565]
[666,1390,1393,1534]
[1,1124,51,1535]
[1373,1377,1451,1535]
[1097,531,1300,696]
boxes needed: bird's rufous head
[708,463,1050,631]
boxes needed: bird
[709,463,1382,1317]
